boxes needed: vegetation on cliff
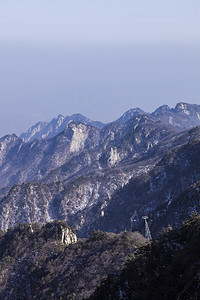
[89,212,200,300]
[0,221,146,299]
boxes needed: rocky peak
[43,221,77,245]
[61,226,77,245]
[70,113,90,122]
[117,108,145,123]
[63,121,99,153]
[57,114,65,120]
[20,122,48,142]
[173,102,200,117]
[150,102,200,130]
[174,102,191,114]
[0,134,19,143]
[20,113,104,143]
[152,105,170,116]
[55,114,65,128]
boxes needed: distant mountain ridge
[119,102,200,129]
[151,102,200,130]
[20,102,200,142]
[20,113,105,142]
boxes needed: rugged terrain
[0,221,146,300]
[20,113,105,143]
[21,102,200,142]
[0,214,199,299]
[89,212,200,300]
[0,102,200,237]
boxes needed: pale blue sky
[0,1,200,135]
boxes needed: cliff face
[59,225,77,245]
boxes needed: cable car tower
[142,216,152,240]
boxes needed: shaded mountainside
[89,213,200,300]
[0,169,135,232]
[0,221,146,300]
[150,180,200,236]
[78,127,200,236]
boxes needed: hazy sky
[0,1,200,136]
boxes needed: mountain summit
[151,102,200,129]
[20,113,105,142]
[20,102,200,143]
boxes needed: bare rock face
[43,220,77,246]
[61,226,77,245]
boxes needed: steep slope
[19,121,48,142]
[84,126,200,236]
[89,213,200,300]
[150,180,200,235]
[0,169,134,232]
[20,113,105,142]
[0,122,99,188]
[44,115,177,184]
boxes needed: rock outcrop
[61,226,77,245]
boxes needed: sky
[0,0,200,136]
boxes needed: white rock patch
[70,124,88,153]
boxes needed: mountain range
[20,113,105,143]
[0,102,200,238]
[20,102,200,143]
